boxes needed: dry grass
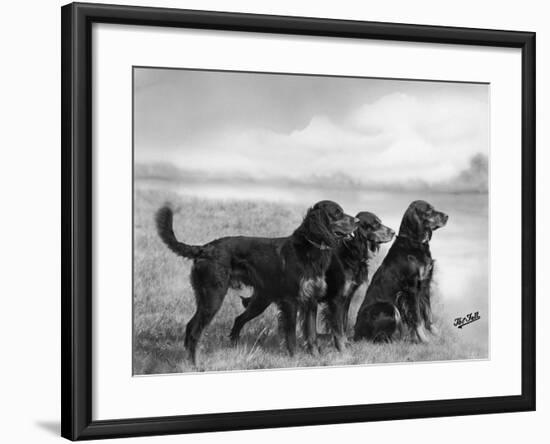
[133,187,487,375]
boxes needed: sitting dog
[353,200,448,343]
[235,211,394,351]
[156,200,357,363]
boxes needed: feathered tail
[155,206,201,259]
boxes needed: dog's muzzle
[432,211,448,229]
[333,214,358,239]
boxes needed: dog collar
[304,237,332,250]
[396,234,428,246]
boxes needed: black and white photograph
[0,0,542,441]
[133,67,489,374]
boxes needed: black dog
[353,200,448,343]
[322,211,394,350]
[236,211,394,351]
[156,201,357,363]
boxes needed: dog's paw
[334,336,349,352]
[306,343,320,357]
[428,325,440,337]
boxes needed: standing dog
[353,200,448,343]
[156,201,357,363]
[235,211,394,351]
[322,211,394,350]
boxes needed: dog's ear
[354,219,369,242]
[399,203,431,242]
[298,206,334,246]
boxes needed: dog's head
[398,200,448,243]
[354,211,395,259]
[297,200,358,248]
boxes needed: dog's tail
[155,206,201,259]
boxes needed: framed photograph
[61,2,536,440]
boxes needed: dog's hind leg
[354,302,398,342]
[184,262,229,365]
[229,291,271,343]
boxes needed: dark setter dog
[156,201,357,363]
[353,200,448,343]
[235,211,394,351]
[322,211,394,350]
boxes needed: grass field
[133,187,488,375]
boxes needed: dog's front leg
[279,300,298,356]
[303,300,320,356]
[415,320,431,343]
[421,300,439,337]
[326,294,347,352]
[427,323,440,337]
[342,282,360,332]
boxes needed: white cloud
[138,90,488,186]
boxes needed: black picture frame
[61,2,536,440]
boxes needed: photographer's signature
[454,311,480,329]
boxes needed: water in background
[138,178,489,352]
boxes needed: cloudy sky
[134,68,489,187]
